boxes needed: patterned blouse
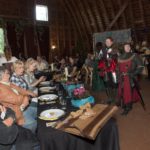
[10,73,28,90]
[24,72,37,92]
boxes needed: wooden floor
[90,78,150,150]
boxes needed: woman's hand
[29,91,37,97]
[39,76,46,82]
[21,96,29,109]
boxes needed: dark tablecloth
[37,83,120,150]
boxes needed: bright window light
[36,5,48,21]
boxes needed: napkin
[31,98,38,103]
[39,116,58,121]
[56,104,118,140]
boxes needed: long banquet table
[37,82,120,150]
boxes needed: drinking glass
[59,96,67,110]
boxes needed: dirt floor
[90,78,150,150]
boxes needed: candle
[51,63,54,71]
[64,67,68,77]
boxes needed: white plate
[39,109,65,121]
[40,81,50,86]
[39,86,56,92]
[39,94,58,101]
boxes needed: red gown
[118,56,141,104]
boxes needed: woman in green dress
[92,42,105,92]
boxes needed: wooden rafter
[128,0,134,28]
[84,0,98,32]
[117,0,127,28]
[59,0,81,37]
[76,0,92,34]
[106,0,129,31]
[138,0,146,26]
[93,0,104,32]
[97,0,110,26]
[62,0,83,40]
[109,0,119,29]
[81,0,94,33]
[70,0,90,45]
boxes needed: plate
[39,86,56,92]
[39,109,65,121]
[38,94,58,101]
[40,81,50,86]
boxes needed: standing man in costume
[118,43,144,115]
[98,37,118,104]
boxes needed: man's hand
[0,105,6,119]
[0,105,6,113]
[3,117,14,127]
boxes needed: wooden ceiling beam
[59,0,82,38]
[69,0,90,46]
[138,0,146,26]
[97,0,110,27]
[117,0,127,28]
[83,0,98,32]
[76,0,92,34]
[106,0,129,31]
[93,0,104,32]
[128,0,135,28]
[109,0,119,29]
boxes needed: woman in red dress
[118,43,144,115]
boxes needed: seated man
[0,104,39,150]
[0,66,37,132]
[0,104,18,150]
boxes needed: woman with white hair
[10,60,28,90]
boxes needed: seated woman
[36,56,49,71]
[0,67,35,126]
[59,58,66,72]
[68,56,79,78]
[0,66,37,133]
[0,104,39,150]
[24,58,46,92]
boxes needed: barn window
[36,5,48,21]
[0,28,4,54]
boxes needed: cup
[59,97,67,110]
[58,90,63,97]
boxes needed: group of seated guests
[0,53,87,149]
[0,58,47,150]
[52,55,84,80]
[51,54,95,85]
